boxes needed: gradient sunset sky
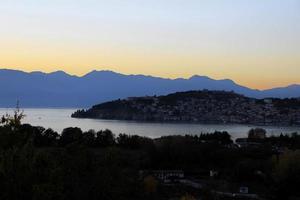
[0,0,299,89]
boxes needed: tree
[248,128,266,139]
[1,102,25,129]
[95,129,115,147]
[82,129,96,146]
[60,127,83,146]
[41,129,59,146]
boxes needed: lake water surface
[1,108,300,140]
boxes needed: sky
[0,0,299,89]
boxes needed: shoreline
[71,116,300,128]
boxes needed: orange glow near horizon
[0,0,299,90]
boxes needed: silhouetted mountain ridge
[0,69,299,107]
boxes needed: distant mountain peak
[83,70,121,77]
[189,75,212,80]
[220,78,234,83]
[49,70,69,76]
[287,84,300,88]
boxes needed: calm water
[1,108,300,140]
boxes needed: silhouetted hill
[0,69,299,107]
[71,90,300,125]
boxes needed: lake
[1,108,300,140]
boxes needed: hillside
[0,69,300,107]
[72,90,300,125]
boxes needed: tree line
[0,111,299,200]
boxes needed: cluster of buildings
[140,169,262,200]
[124,91,300,125]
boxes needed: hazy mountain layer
[0,69,299,107]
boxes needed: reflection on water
[0,108,299,140]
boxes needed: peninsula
[72,90,300,125]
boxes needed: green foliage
[95,129,115,147]
[60,127,83,146]
[0,121,299,199]
[0,105,25,128]
[0,125,143,200]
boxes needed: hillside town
[72,90,300,125]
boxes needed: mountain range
[0,69,299,107]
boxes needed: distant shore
[72,90,300,126]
